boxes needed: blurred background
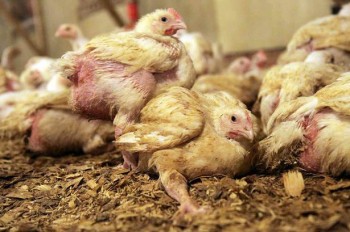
[0,0,343,73]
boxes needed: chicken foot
[158,168,208,218]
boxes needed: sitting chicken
[57,8,196,140]
[255,52,344,133]
[278,3,350,64]
[177,30,222,75]
[115,87,258,217]
[259,73,350,176]
[0,91,114,156]
[192,51,267,106]
[55,23,88,51]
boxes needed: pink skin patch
[29,70,43,87]
[27,110,47,153]
[69,54,156,121]
[121,151,139,169]
[297,39,314,53]
[271,95,280,113]
[222,113,252,140]
[253,51,268,68]
[5,79,18,91]
[167,8,182,20]
[298,113,323,172]
[154,68,177,84]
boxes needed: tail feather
[258,121,304,171]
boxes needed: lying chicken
[55,23,88,51]
[57,8,196,139]
[0,91,114,156]
[192,51,267,106]
[255,52,344,133]
[259,73,350,176]
[20,56,55,89]
[20,56,71,92]
[278,3,350,64]
[177,30,222,75]
[115,87,258,217]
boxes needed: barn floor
[0,151,349,232]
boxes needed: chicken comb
[167,8,182,20]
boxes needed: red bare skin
[27,110,46,152]
[297,39,314,53]
[5,79,19,91]
[298,112,328,172]
[27,109,114,155]
[27,70,44,88]
[271,95,280,112]
[69,54,156,121]
[69,55,157,168]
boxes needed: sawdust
[0,151,349,231]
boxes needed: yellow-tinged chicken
[0,90,114,156]
[259,73,350,176]
[192,51,268,106]
[56,9,196,169]
[115,87,258,218]
[278,3,350,64]
[255,52,344,133]
[56,8,196,140]
[177,30,222,75]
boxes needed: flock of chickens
[1,5,350,219]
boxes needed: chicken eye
[330,56,335,63]
[231,116,237,122]
[65,27,71,31]
[161,17,168,22]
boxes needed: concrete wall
[214,0,331,52]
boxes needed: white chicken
[55,23,88,51]
[255,51,344,133]
[115,87,258,218]
[192,51,268,106]
[278,3,350,64]
[177,30,222,75]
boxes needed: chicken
[258,73,350,176]
[0,91,114,156]
[192,51,267,106]
[55,23,88,51]
[1,46,21,71]
[278,3,350,64]
[57,8,196,140]
[255,52,344,133]
[115,87,258,217]
[20,56,55,89]
[20,56,71,92]
[0,47,22,93]
[177,30,222,75]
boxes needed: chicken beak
[241,128,254,142]
[172,20,187,31]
